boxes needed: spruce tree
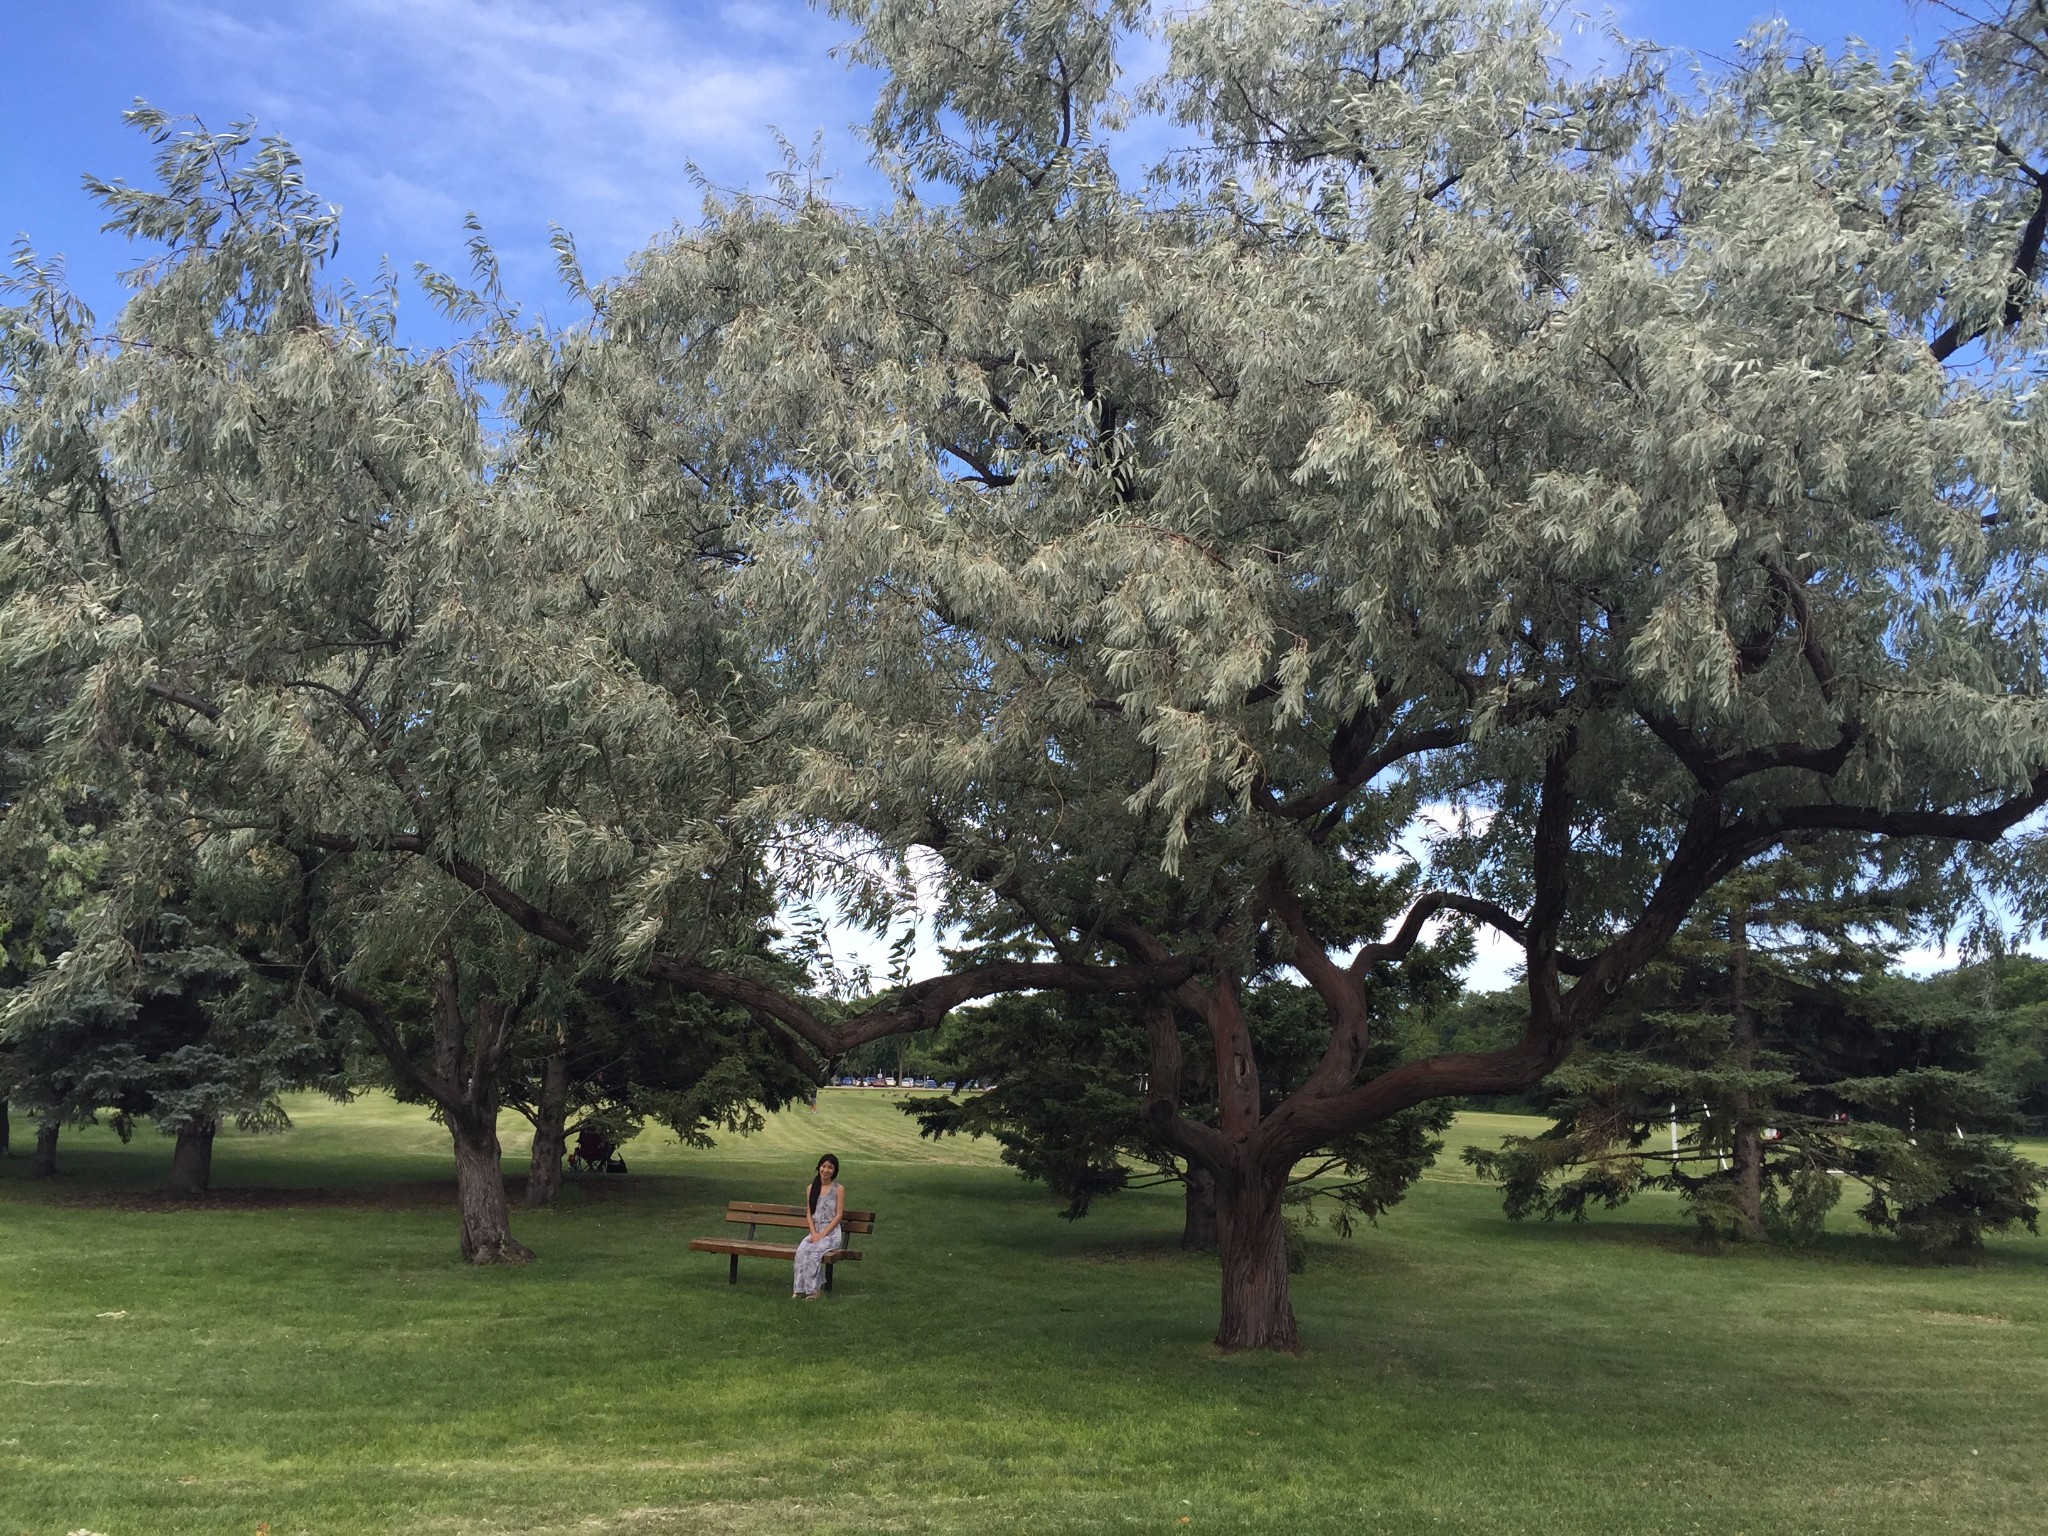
[910,980,1458,1259]
[1468,858,2043,1252]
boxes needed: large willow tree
[0,117,799,1262]
[641,0,2048,1348]
[8,0,2048,1348]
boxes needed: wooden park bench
[689,1200,877,1292]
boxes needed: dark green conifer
[1467,858,2043,1253]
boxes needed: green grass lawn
[2,1092,2044,1535]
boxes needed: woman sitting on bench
[793,1154,844,1299]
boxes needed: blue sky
[5,0,1933,326]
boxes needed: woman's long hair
[808,1155,840,1214]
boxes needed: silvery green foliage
[8,1,2048,1152]
[638,0,2048,1117]
[0,111,781,1039]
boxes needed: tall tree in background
[0,117,795,1257]
[1466,857,2044,1251]
[1928,954,2048,1133]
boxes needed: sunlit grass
[1,1090,2043,1535]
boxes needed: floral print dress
[792,1183,842,1295]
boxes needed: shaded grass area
[1,1093,2044,1534]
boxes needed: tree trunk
[167,1116,218,1198]
[451,1111,533,1265]
[1180,1163,1218,1252]
[1728,1120,1765,1239]
[330,951,542,1263]
[525,1053,569,1209]
[32,1119,59,1179]
[1213,1165,1299,1352]
[1727,905,1766,1241]
[0,1098,9,1156]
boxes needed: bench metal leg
[728,1253,739,1285]
[824,1260,834,1294]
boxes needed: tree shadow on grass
[1064,1235,1211,1264]
[1448,1207,2048,1273]
[44,1173,658,1213]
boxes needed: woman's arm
[822,1187,845,1239]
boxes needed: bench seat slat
[689,1238,862,1262]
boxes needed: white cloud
[146,0,884,296]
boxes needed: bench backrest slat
[724,1199,875,1234]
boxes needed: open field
[2,1092,2045,1535]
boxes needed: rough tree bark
[1178,1152,1298,1351]
[327,945,537,1265]
[0,1098,9,1156]
[451,1101,529,1263]
[524,1050,569,1209]
[1726,905,1766,1240]
[33,1118,59,1178]
[435,967,534,1265]
[1145,978,1305,1351]
[167,1115,218,1198]
[1180,1163,1218,1252]
[1213,1161,1298,1351]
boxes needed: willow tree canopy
[7,0,2048,1345]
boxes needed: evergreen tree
[1468,861,2043,1252]
[1928,954,2048,1133]
[911,980,1457,1263]
[0,785,337,1192]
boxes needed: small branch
[324,974,449,1111]
[144,681,222,721]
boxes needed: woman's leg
[793,1236,820,1296]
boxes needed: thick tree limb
[1640,710,1860,790]
[323,974,448,1110]
[1931,155,2048,362]
[1745,770,2048,844]
[1266,1030,1579,1156]
[304,830,1199,1058]
[1523,730,1578,1020]
[1272,721,1461,826]
[1265,869,1371,1097]
[1135,995,1234,1173]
